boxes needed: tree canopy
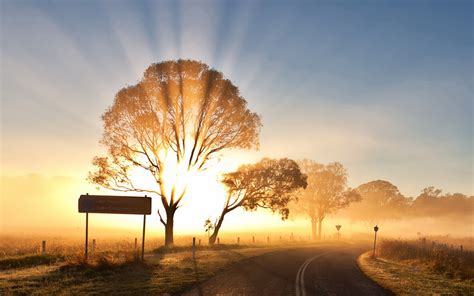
[88,59,261,246]
[345,180,411,224]
[289,160,361,239]
[410,187,473,220]
[207,158,307,244]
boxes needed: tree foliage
[207,158,307,244]
[289,160,361,239]
[410,187,473,219]
[346,180,411,224]
[88,59,261,246]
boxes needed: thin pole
[141,214,146,261]
[373,231,377,257]
[85,212,89,260]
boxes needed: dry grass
[378,238,474,280]
[357,238,474,295]
[0,240,290,295]
[358,251,474,295]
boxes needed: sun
[127,152,240,232]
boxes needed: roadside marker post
[92,239,96,253]
[237,237,240,245]
[78,194,151,261]
[373,225,379,257]
[192,237,196,260]
[41,241,46,255]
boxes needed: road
[183,243,394,296]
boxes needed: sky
[1,0,472,234]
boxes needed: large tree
[208,158,307,245]
[88,60,261,247]
[345,180,410,225]
[289,160,361,240]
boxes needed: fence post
[192,237,196,260]
[92,239,96,253]
[134,237,138,256]
[41,241,46,255]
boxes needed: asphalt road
[183,243,394,296]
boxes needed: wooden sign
[78,194,151,215]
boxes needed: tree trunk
[311,218,317,240]
[318,218,323,240]
[164,208,175,247]
[209,210,227,245]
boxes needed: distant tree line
[287,164,473,239]
[344,181,473,225]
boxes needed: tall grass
[379,238,474,280]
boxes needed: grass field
[0,238,307,295]
[357,238,474,295]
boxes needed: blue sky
[1,0,472,197]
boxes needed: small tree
[204,218,214,240]
[208,158,307,245]
[88,60,261,247]
[289,160,361,240]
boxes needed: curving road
[183,243,393,296]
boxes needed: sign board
[335,225,342,231]
[78,195,151,215]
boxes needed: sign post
[85,212,89,259]
[335,224,342,239]
[141,214,146,261]
[78,194,152,261]
[373,225,379,257]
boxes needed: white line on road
[295,251,333,296]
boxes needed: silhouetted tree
[410,187,473,219]
[88,60,261,247]
[345,180,411,225]
[289,160,361,240]
[208,158,307,245]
